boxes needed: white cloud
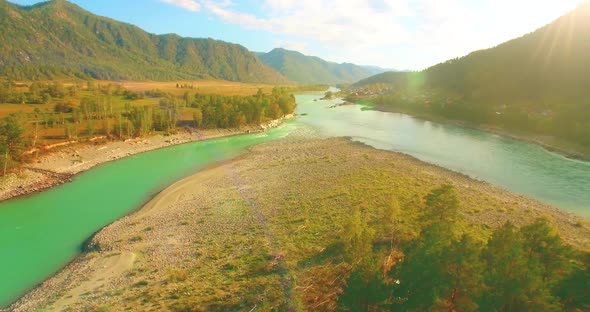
[199,0,477,68]
[202,0,410,46]
[413,0,584,67]
[273,39,308,54]
[161,0,201,12]
[161,0,586,69]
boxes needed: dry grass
[10,137,590,312]
[0,103,55,117]
[115,80,286,96]
[0,79,290,147]
[8,79,286,97]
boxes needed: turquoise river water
[0,92,589,306]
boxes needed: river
[0,123,297,307]
[297,94,589,216]
[1,91,589,307]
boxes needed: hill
[0,0,288,83]
[257,48,378,84]
[359,65,393,76]
[352,2,590,156]
[352,71,409,87]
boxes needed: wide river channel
[1,92,589,306]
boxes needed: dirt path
[50,252,137,310]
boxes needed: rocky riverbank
[8,136,589,311]
[0,115,294,202]
[368,102,590,162]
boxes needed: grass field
[13,138,589,311]
[115,80,284,96]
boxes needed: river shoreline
[0,114,294,202]
[4,93,590,310]
[8,137,590,311]
[366,102,590,162]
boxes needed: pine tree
[342,207,375,265]
[520,219,572,286]
[380,195,401,246]
[422,184,460,225]
[436,234,483,311]
[337,258,388,312]
[480,222,560,311]
[555,252,590,310]
[392,222,482,311]
[0,114,24,175]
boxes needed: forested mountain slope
[258,48,376,84]
[353,2,590,154]
[0,0,288,83]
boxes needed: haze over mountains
[353,1,590,153]
[257,48,390,84]
[357,1,590,96]
[355,0,590,94]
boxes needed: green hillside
[352,2,590,156]
[352,71,409,87]
[257,48,377,84]
[360,65,394,76]
[0,0,288,83]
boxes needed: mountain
[0,0,288,83]
[257,48,377,85]
[352,2,590,153]
[356,1,590,92]
[423,1,590,104]
[359,65,393,76]
[352,71,408,87]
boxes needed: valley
[0,0,589,311]
[2,92,589,310]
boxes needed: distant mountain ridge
[352,71,407,87]
[0,0,288,83]
[360,65,395,76]
[257,48,388,84]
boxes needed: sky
[9,0,587,70]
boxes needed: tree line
[336,185,590,311]
[0,83,296,175]
[189,88,295,129]
[0,81,72,104]
[366,76,590,149]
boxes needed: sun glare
[1,0,590,310]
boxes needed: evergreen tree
[342,207,375,265]
[555,253,590,310]
[422,184,460,224]
[480,222,560,311]
[435,234,483,311]
[393,222,482,311]
[337,258,388,312]
[520,219,572,286]
[0,114,25,175]
[380,195,401,246]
